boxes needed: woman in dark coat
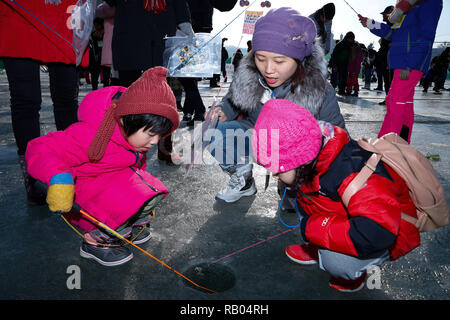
[105,0,192,164]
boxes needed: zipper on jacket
[129,166,159,193]
[127,150,159,193]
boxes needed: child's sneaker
[285,244,319,265]
[130,225,151,244]
[329,271,367,293]
[80,229,133,266]
[80,241,133,266]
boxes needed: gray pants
[318,249,390,280]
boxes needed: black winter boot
[18,155,46,205]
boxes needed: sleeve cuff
[50,172,74,185]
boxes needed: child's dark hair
[121,113,173,137]
[291,136,324,188]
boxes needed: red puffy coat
[298,127,421,261]
[0,0,88,67]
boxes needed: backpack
[341,133,449,232]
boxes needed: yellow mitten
[46,173,74,213]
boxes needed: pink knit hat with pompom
[252,99,322,173]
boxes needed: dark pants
[4,58,79,155]
[337,64,348,94]
[101,66,111,87]
[178,77,206,120]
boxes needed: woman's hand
[207,108,227,122]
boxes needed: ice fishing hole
[182,262,236,294]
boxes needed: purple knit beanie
[252,99,322,173]
[252,7,317,61]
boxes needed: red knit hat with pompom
[88,66,179,162]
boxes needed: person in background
[362,48,376,90]
[180,0,238,124]
[376,5,394,105]
[309,3,336,55]
[329,31,355,95]
[359,0,443,143]
[0,0,89,205]
[247,40,252,53]
[96,1,117,87]
[232,49,244,71]
[346,42,365,97]
[105,0,192,164]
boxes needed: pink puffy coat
[25,86,169,233]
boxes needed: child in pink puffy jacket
[25,67,180,266]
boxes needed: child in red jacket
[252,99,421,292]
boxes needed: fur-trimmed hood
[227,41,329,118]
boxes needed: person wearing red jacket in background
[0,0,89,205]
[252,99,421,293]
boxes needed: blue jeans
[207,120,252,169]
[318,248,390,280]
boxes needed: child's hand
[207,108,228,122]
[46,172,74,213]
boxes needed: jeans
[4,58,79,155]
[208,120,251,169]
[364,66,373,88]
[319,248,390,280]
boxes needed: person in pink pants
[358,0,443,143]
[378,69,423,142]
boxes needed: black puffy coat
[105,0,191,70]
[186,0,237,33]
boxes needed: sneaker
[329,271,367,293]
[80,241,133,267]
[285,244,319,265]
[130,225,152,244]
[215,164,257,203]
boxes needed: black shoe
[378,100,386,105]
[182,113,193,122]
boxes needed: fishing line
[65,207,217,294]
[342,0,359,15]
[211,226,298,264]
